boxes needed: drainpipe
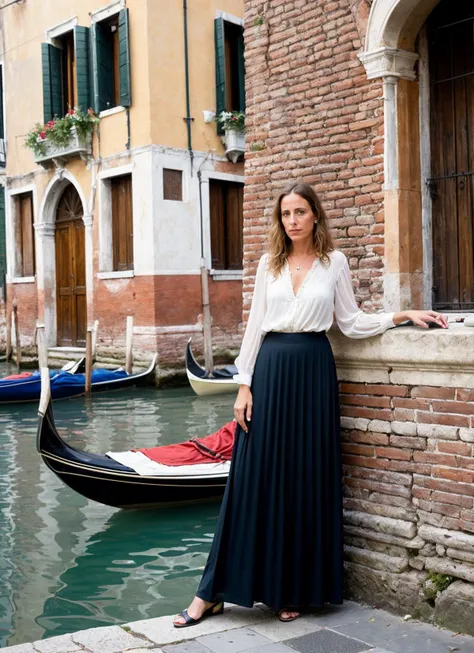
[183,0,194,174]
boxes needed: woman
[173,182,448,626]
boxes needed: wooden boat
[37,367,230,509]
[0,355,157,403]
[186,339,239,396]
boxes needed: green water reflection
[0,374,235,647]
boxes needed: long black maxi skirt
[196,331,343,611]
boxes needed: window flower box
[224,129,245,163]
[34,127,92,168]
[25,108,98,169]
[217,111,245,163]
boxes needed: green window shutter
[42,43,52,122]
[42,43,63,122]
[118,9,131,107]
[91,21,114,113]
[0,185,6,289]
[75,26,90,112]
[214,17,226,135]
[89,23,99,114]
[237,27,245,112]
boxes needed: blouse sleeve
[334,255,395,338]
[233,255,268,387]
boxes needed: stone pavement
[5,601,474,653]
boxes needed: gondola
[185,339,239,396]
[0,355,157,403]
[37,368,231,509]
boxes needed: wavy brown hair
[267,182,334,277]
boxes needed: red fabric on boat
[137,421,236,466]
[3,372,34,380]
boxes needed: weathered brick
[411,386,456,400]
[437,441,472,456]
[417,411,469,428]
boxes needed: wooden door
[428,2,474,311]
[55,186,86,346]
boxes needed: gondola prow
[37,324,51,417]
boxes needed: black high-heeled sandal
[173,601,224,628]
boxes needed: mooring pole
[85,328,93,396]
[125,316,134,375]
[12,301,21,369]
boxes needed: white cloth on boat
[234,250,396,387]
[106,450,231,477]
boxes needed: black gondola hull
[37,407,228,510]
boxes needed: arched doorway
[427,1,474,311]
[55,184,86,346]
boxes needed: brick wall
[5,282,38,359]
[243,0,385,317]
[340,379,474,625]
[94,275,242,367]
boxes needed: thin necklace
[290,253,314,271]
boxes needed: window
[111,174,133,271]
[214,17,245,133]
[91,9,131,112]
[59,30,76,112]
[15,193,35,278]
[163,169,183,201]
[42,27,90,122]
[209,180,243,270]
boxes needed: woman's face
[280,192,316,245]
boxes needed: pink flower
[67,110,74,116]
[39,131,46,139]
[46,120,55,129]
[88,108,94,116]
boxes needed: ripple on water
[0,376,234,647]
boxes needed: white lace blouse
[234,250,395,387]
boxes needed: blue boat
[0,355,157,403]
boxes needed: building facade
[243,0,474,635]
[2,0,245,370]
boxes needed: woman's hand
[394,310,449,329]
[234,385,252,433]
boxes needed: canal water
[0,365,235,647]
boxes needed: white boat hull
[187,370,239,396]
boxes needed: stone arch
[38,170,88,228]
[365,0,440,52]
[35,171,89,346]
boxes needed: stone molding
[358,47,419,81]
[329,324,474,388]
[34,222,55,238]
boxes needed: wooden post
[12,301,21,369]
[6,306,12,361]
[200,263,214,375]
[125,316,133,375]
[92,319,99,359]
[85,328,93,396]
[36,323,48,369]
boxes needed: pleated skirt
[196,331,343,611]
